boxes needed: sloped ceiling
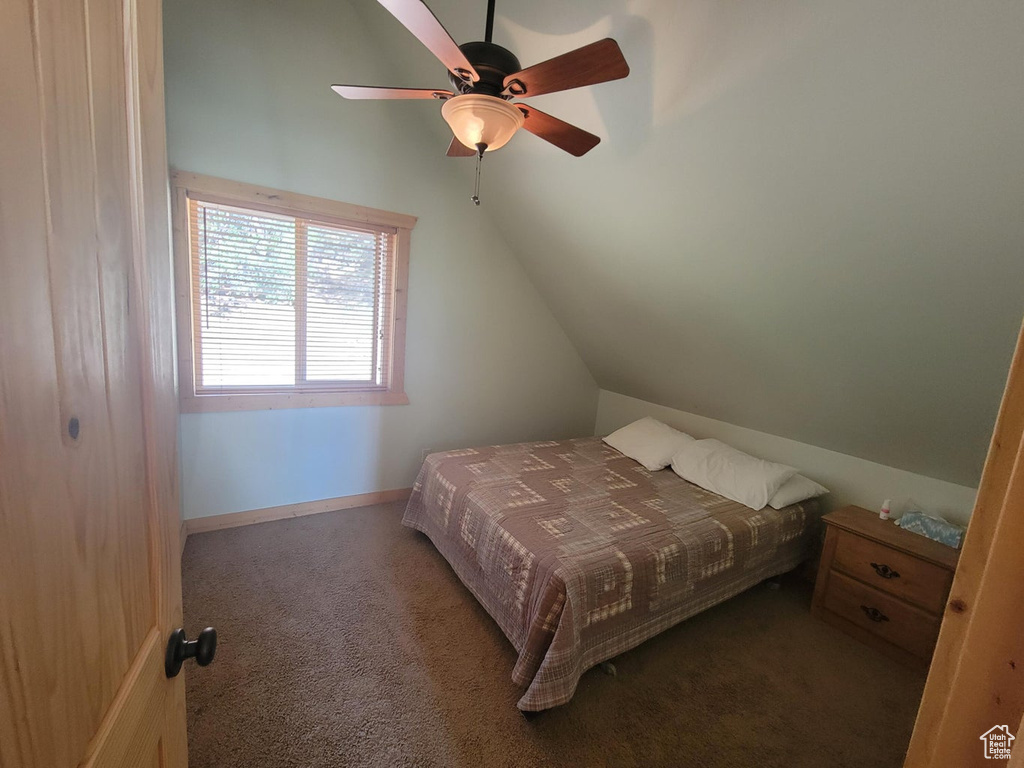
[341,0,1024,486]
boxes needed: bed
[402,436,822,711]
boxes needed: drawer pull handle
[860,605,890,623]
[870,562,900,579]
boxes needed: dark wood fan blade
[377,0,479,82]
[331,85,453,100]
[504,39,629,97]
[446,137,476,157]
[517,104,600,156]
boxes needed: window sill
[179,390,409,413]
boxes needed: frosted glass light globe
[441,94,524,152]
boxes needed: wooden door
[0,0,187,767]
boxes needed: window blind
[188,198,394,393]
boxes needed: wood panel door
[0,0,188,767]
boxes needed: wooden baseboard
[179,520,188,556]
[182,487,413,537]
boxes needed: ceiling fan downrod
[485,0,495,43]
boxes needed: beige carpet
[182,501,925,767]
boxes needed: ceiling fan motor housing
[449,42,522,97]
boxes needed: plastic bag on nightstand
[895,511,965,549]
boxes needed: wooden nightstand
[811,505,960,669]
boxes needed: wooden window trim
[171,171,414,413]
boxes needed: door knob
[165,627,217,678]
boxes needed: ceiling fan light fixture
[441,94,524,152]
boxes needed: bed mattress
[402,436,821,711]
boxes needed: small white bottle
[880,499,891,521]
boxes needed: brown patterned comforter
[402,437,821,711]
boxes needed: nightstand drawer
[833,529,952,613]
[823,571,942,659]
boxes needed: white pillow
[670,439,796,511]
[602,417,694,471]
[768,474,830,509]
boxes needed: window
[172,173,413,411]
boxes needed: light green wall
[166,0,1023,518]
[421,0,1024,488]
[596,390,978,526]
[163,0,597,519]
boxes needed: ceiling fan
[331,0,630,176]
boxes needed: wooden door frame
[906,318,1024,766]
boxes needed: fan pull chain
[472,143,486,206]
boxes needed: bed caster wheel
[600,661,617,676]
